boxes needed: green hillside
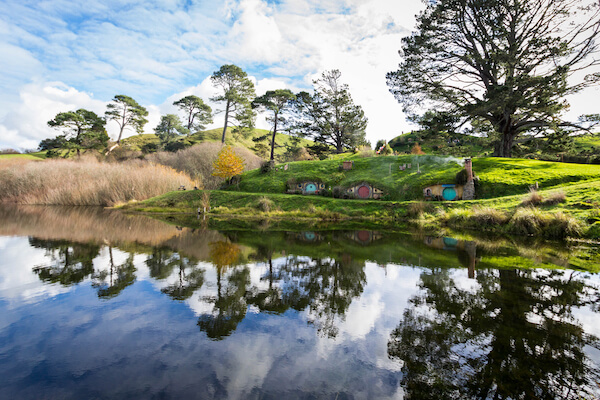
[0,152,47,160]
[387,130,600,160]
[121,128,313,159]
[233,154,600,201]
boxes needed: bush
[455,168,468,185]
[147,142,262,190]
[255,197,275,212]
[520,188,543,206]
[541,190,566,206]
[407,201,430,217]
[260,161,273,173]
[332,186,345,198]
[471,206,508,226]
[510,207,547,235]
[356,145,375,158]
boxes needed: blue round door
[442,187,457,201]
[305,183,317,193]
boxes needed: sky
[0,0,598,151]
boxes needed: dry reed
[0,157,193,206]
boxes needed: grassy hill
[0,152,47,160]
[387,130,600,160]
[121,128,313,159]
[232,154,600,201]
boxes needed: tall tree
[154,114,188,149]
[210,64,256,143]
[294,70,368,153]
[387,0,600,157]
[46,109,108,156]
[105,95,149,150]
[173,95,213,133]
[252,89,296,162]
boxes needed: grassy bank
[120,177,600,239]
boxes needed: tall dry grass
[0,157,193,206]
[147,142,263,190]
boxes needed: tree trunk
[221,101,230,144]
[270,113,278,161]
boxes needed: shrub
[510,207,547,235]
[455,168,468,185]
[356,145,375,158]
[147,142,262,190]
[255,197,274,212]
[544,212,583,239]
[332,186,344,198]
[471,206,508,226]
[260,161,273,173]
[520,188,543,206]
[541,190,566,206]
[407,201,430,217]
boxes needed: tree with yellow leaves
[212,145,245,184]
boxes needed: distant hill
[122,128,314,159]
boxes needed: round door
[442,187,457,201]
[305,183,317,193]
[357,185,370,199]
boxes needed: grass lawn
[0,152,46,160]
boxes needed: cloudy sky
[1,0,598,151]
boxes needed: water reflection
[388,268,600,399]
[0,205,599,398]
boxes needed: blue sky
[0,0,598,150]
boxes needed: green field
[0,152,46,160]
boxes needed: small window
[425,188,432,196]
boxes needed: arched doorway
[442,187,457,201]
[305,183,317,194]
[357,185,370,199]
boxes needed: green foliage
[252,89,296,161]
[105,95,149,143]
[154,114,188,149]
[45,108,108,154]
[293,70,368,153]
[173,95,212,133]
[210,64,256,143]
[387,0,600,157]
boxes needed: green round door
[442,187,457,201]
[305,183,317,193]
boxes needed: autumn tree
[105,95,149,151]
[212,145,245,184]
[210,64,256,143]
[252,89,296,162]
[387,0,600,157]
[173,95,212,133]
[45,109,108,156]
[294,70,368,153]
[154,114,188,149]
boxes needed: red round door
[357,185,370,199]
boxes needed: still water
[1,206,599,400]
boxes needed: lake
[1,205,599,399]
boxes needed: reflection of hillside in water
[0,205,226,260]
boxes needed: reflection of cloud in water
[0,237,73,304]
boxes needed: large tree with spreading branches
[210,64,256,143]
[387,0,600,157]
[46,109,108,156]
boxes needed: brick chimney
[464,158,473,182]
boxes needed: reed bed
[0,158,194,206]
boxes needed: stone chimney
[462,158,475,200]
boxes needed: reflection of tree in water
[246,244,289,314]
[278,254,366,338]
[30,238,99,286]
[198,241,249,340]
[91,247,136,299]
[145,248,204,301]
[388,268,600,399]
